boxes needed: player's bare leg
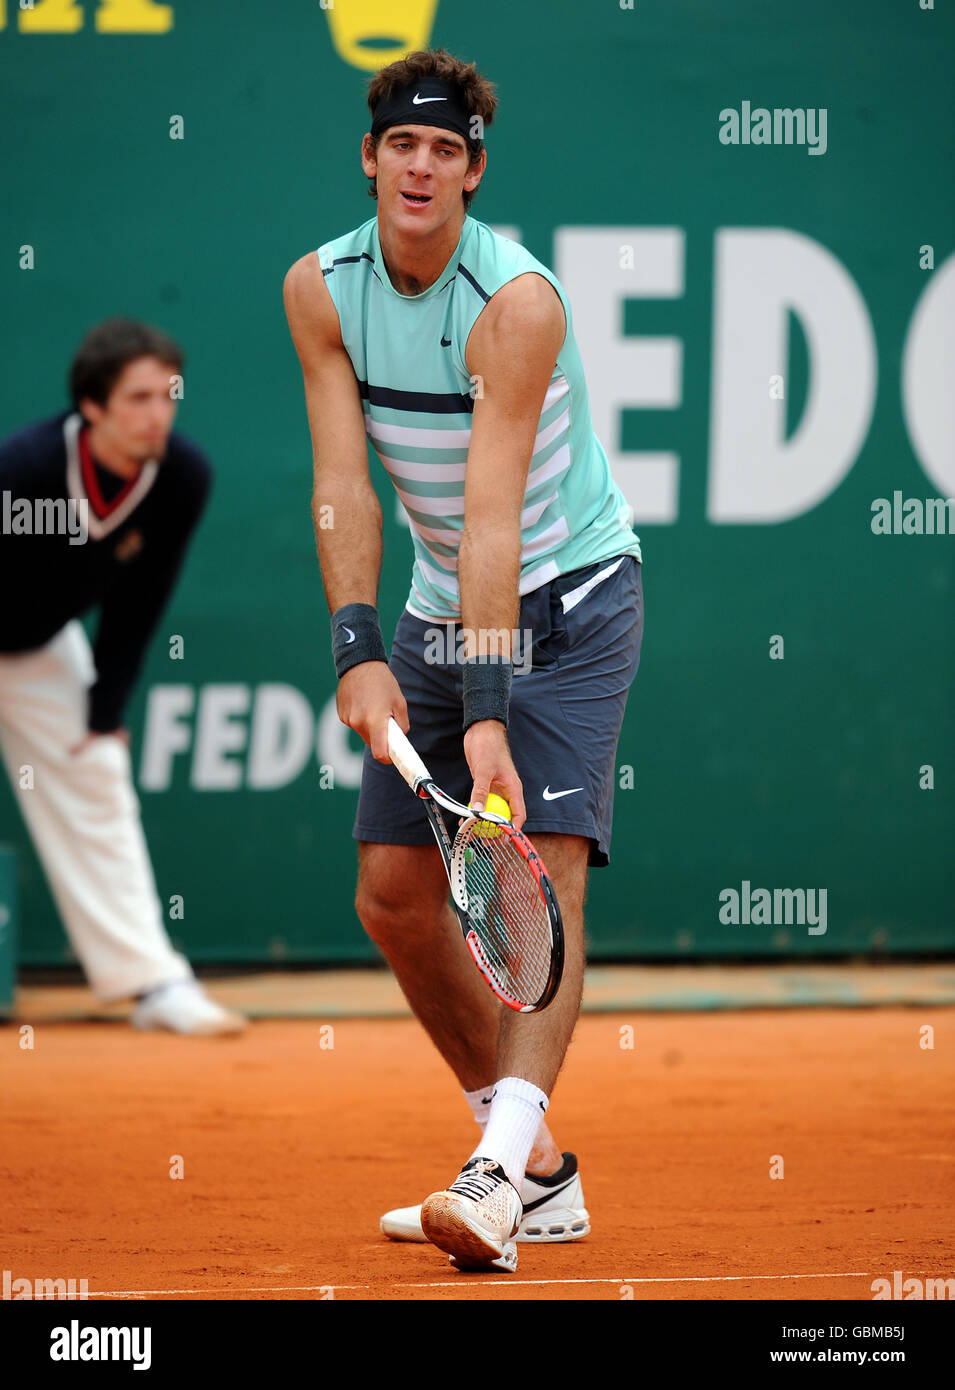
[494,833,589,1099]
[355,839,565,1173]
[356,841,499,1085]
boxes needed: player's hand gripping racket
[386,718,564,1013]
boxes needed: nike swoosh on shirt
[341,626,356,644]
[542,786,583,801]
[440,335,452,346]
[412,94,447,104]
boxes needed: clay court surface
[3,1008,953,1301]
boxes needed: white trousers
[0,621,193,1001]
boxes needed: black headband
[370,76,482,152]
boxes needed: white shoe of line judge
[130,978,246,1036]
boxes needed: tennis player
[284,48,643,1271]
[0,319,245,1036]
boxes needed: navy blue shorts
[353,555,643,867]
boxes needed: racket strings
[460,828,553,1003]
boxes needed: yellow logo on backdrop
[3,0,172,32]
[325,0,439,72]
[2,0,438,49]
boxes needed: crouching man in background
[0,318,246,1035]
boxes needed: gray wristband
[462,657,513,732]
[331,603,387,679]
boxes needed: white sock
[464,1086,496,1129]
[469,1076,548,1191]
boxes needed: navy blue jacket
[0,411,212,732]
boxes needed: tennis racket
[386,717,564,1013]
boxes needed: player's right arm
[283,253,407,759]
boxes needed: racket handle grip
[387,717,431,791]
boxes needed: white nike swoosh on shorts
[542,786,583,801]
[559,556,626,614]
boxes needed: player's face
[366,126,485,230]
[82,356,179,462]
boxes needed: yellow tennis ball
[471,792,511,837]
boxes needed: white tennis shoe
[420,1157,523,1272]
[381,1151,590,1244]
[130,979,246,1036]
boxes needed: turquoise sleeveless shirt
[317,214,640,621]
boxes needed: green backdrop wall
[1,0,952,965]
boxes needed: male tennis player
[285,48,643,1271]
[0,318,245,1036]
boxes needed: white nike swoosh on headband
[341,626,355,644]
[412,94,447,104]
[542,786,583,801]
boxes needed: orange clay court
[3,1004,953,1301]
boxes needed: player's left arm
[461,272,566,654]
[460,272,566,820]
